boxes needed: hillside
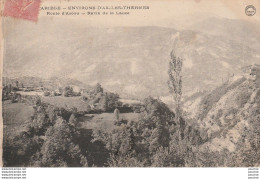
[192,65,260,153]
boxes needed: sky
[38,0,260,29]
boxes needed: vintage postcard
[1,0,260,167]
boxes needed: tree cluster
[3,98,88,167]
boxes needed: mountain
[3,17,260,98]
[187,65,260,153]
[2,76,43,87]
[189,17,260,51]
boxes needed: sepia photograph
[1,0,260,169]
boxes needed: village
[2,79,143,114]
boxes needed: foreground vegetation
[2,60,260,167]
[3,88,259,167]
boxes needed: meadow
[41,96,90,112]
[79,113,140,132]
[2,101,34,137]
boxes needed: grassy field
[79,113,140,132]
[41,96,141,131]
[41,96,90,112]
[2,101,34,137]
[3,96,140,138]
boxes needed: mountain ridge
[3,17,260,98]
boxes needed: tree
[97,92,120,112]
[152,146,185,167]
[2,86,8,100]
[108,154,145,167]
[137,97,173,153]
[43,91,50,96]
[8,84,12,93]
[86,104,91,112]
[114,108,120,121]
[98,94,108,112]
[106,92,121,111]
[15,81,19,88]
[95,83,103,94]
[40,117,88,167]
[46,105,58,124]
[69,113,78,127]
[168,50,183,139]
[64,86,73,97]
[11,91,18,103]
[39,81,43,88]
[3,133,43,167]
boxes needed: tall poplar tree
[168,50,184,139]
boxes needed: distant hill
[2,76,92,91]
[2,76,43,87]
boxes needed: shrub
[94,83,103,94]
[108,154,145,167]
[64,86,73,97]
[43,91,50,96]
[152,147,184,167]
